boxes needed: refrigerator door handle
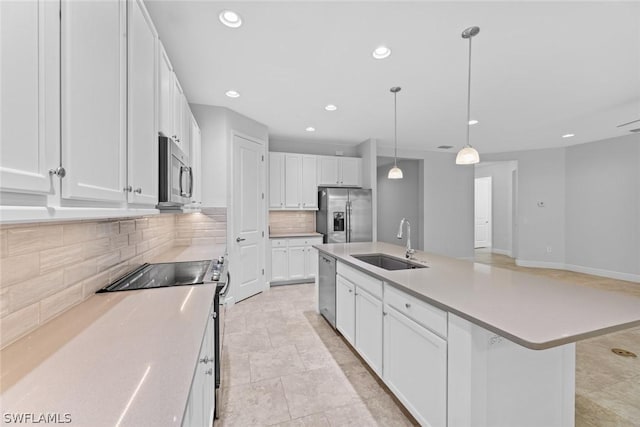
[345,201,350,243]
[347,201,352,242]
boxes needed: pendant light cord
[394,90,398,166]
[466,36,473,149]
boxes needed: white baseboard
[564,264,640,283]
[515,259,640,283]
[491,248,512,257]
[515,259,566,270]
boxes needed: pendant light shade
[456,26,481,165]
[388,166,403,179]
[388,86,403,179]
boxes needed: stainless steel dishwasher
[318,252,337,328]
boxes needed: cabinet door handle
[236,237,246,242]
[204,368,213,375]
[49,167,66,178]
[405,303,411,309]
[123,185,132,193]
[134,188,142,194]
[348,289,353,293]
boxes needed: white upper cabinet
[317,156,362,187]
[60,0,127,203]
[270,152,317,210]
[269,152,285,209]
[171,73,184,144]
[301,155,318,209]
[0,0,59,195]
[189,115,202,205]
[127,0,158,206]
[158,42,173,138]
[284,154,302,208]
[317,156,339,186]
[181,95,191,162]
[339,157,362,187]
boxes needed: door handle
[236,237,246,242]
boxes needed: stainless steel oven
[158,135,192,209]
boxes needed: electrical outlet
[546,246,552,253]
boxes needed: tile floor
[219,282,417,426]
[219,252,640,426]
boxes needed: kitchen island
[315,242,640,427]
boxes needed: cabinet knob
[204,368,213,375]
[199,356,213,364]
[405,303,411,309]
[123,185,132,193]
[348,289,353,293]
[49,167,66,178]
[134,188,142,194]
[303,203,306,207]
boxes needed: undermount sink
[352,254,428,271]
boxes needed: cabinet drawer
[271,239,287,248]
[288,237,323,247]
[384,284,447,338]
[337,262,382,299]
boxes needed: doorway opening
[474,161,518,263]
[376,157,424,250]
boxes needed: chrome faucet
[397,218,415,259]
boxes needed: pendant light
[456,26,481,165]
[388,86,403,179]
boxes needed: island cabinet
[182,303,216,427]
[383,285,447,427]
[330,258,576,427]
[336,263,383,375]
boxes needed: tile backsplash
[0,210,227,349]
[269,211,316,235]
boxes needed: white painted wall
[565,134,640,278]
[483,148,566,267]
[357,139,378,241]
[377,158,421,249]
[191,104,269,208]
[378,147,475,259]
[475,161,517,255]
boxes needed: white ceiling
[146,1,640,153]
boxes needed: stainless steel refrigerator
[317,188,373,243]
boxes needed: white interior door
[231,134,265,302]
[474,177,492,248]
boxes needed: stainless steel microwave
[158,136,192,209]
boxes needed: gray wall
[483,148,567,266]
[377,158,421,249]
[378,147,475,259]
[475,161,518,255]
[565,134,640,277]
[191,104,269,207]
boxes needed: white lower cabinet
[383,305,447,427]
[183,304,215,427]
[336,275,355,344]
[355,288,383,375]
[270,237,322,283]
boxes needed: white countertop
[0,244,224,427]
[269,232,323,238]
[315,242,640,350]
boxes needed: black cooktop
[96,260,212,293]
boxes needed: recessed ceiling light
[225,90,240,98]
[468,120,479,125]
[562,133,575,138]
[325,104,337,111]
[372,46,391,59]
[305,127,315,132]
[219,10,242,28]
